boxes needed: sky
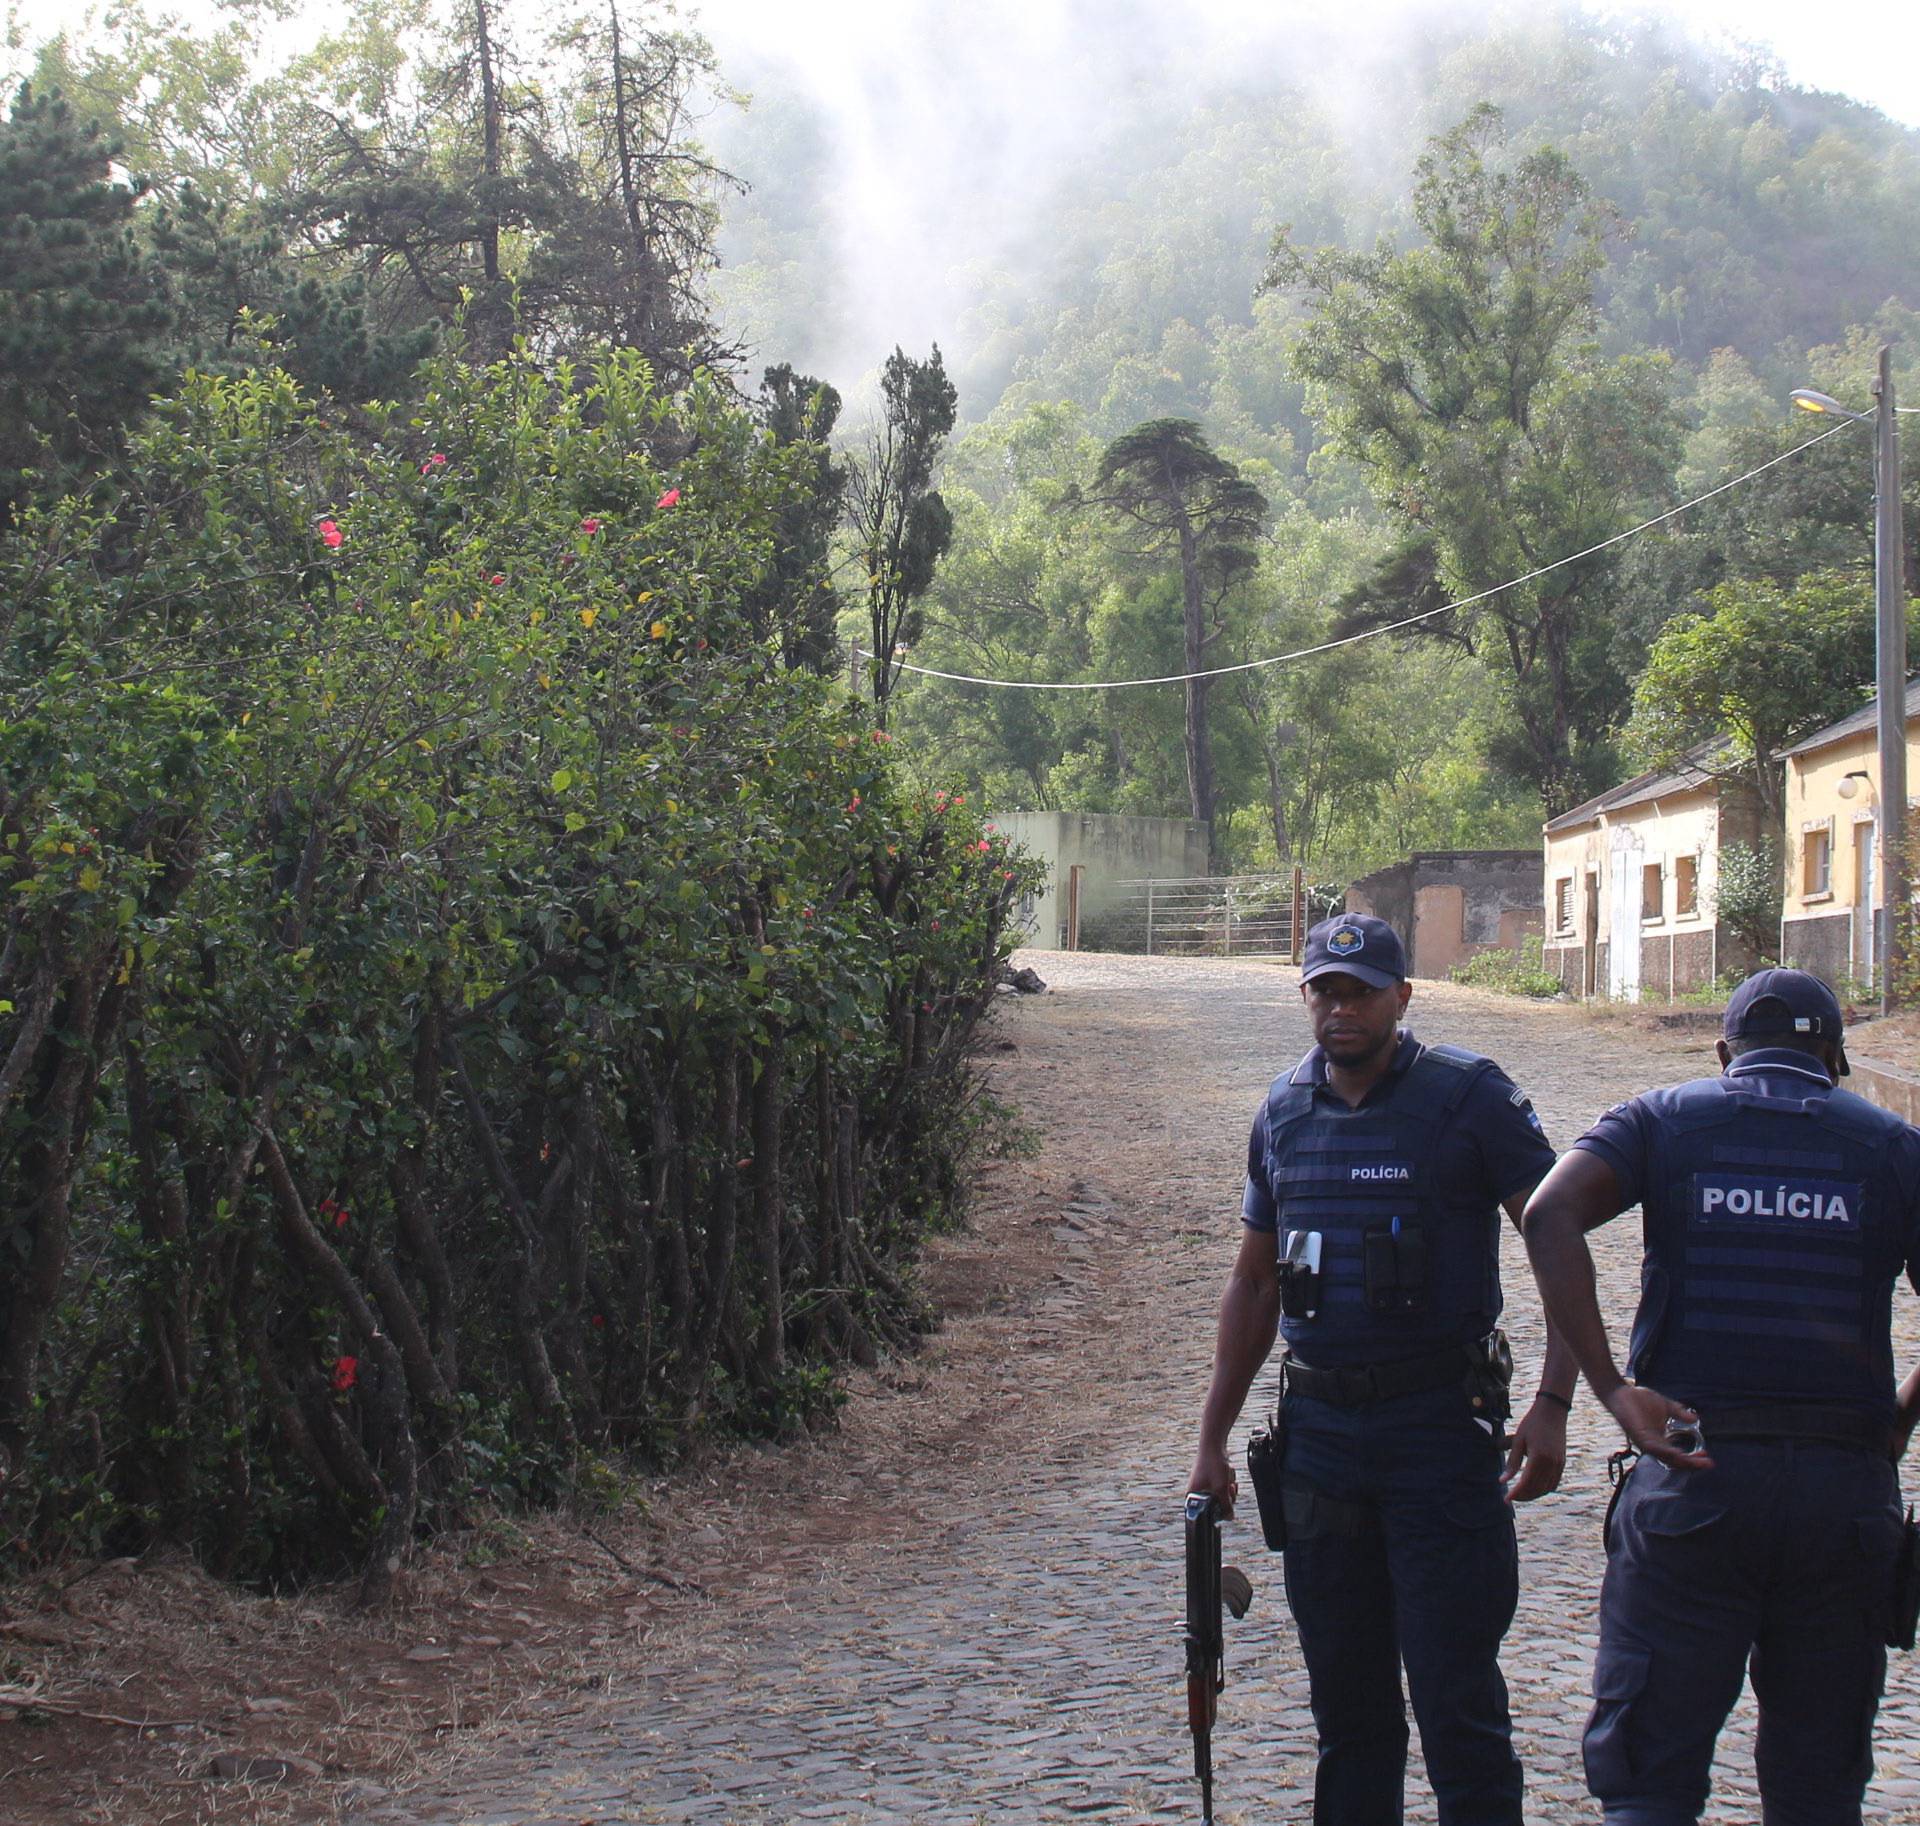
[17,0,1920,129]
[692,0,1920,129]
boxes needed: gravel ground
[347,951,1920,1826]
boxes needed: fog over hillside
[695,1,1920,421]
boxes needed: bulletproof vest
[1629,1065,1914,1415]
[1263,1042,1502,1366]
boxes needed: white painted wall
[988,811,1211,949]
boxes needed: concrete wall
[989,810,1210,950]
[1346,851,1542,980]
[1850,1055,1920,1126]
[1781,908,1856,989]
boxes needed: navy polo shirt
[1242,1030,1555,1231]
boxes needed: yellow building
[1778,680,1920,991]
[1541,746,1763,1001]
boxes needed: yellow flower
[651,620,668,639]
[580,607,598,629]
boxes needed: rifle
[1184,1491,1253,1825]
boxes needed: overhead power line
[859,420,1859,694]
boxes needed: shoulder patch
[1510,1086,1546,1134]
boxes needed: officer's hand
[1187,1444,1239,1520]
[1502,1398,1568,1503]
[1605,1382,1713,1471]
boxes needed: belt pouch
[1246,1413,1289,1554]
[1890,1506,1920,1651]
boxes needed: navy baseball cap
[1724,968,1848,1070]
[1301,914,1407,990]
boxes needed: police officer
[1187,913,1576,1826]
[1523,967,1920,1825]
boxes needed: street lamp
[1792,348,1906,1013]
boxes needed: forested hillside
[709,5,1920,875]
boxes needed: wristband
[1537,1389,1573,1412]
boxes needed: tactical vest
[1628,1063,1915,1416]
[1263,1042,1503,1367]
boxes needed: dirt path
[334,951,1920,1825]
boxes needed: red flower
[331,1355,359,1392]
[590,1313,606,1330]
[580,517,601,535]
[490,573,506,586]
[420,452,447,473]
[1002,869,1014,881]
[930,920,941,932]
[317,519,343,549]
[976,839,991,853]
[656,487,681,509]
[801,906,815,920]
[870,729,892,743]
[696,637,708,650]
[847,792,862,812]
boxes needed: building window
[1675,853,1699,917]
[1554,876,1573,935]
[1642,861,1663,923]
[1804,825,1832,898]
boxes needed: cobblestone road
[355,954,1920,1825]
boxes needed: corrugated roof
[1543,740,1730,834]
[1778,676,1920,761]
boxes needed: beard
[1319,1026,1395,1070]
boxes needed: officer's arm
[1895,1363,1920,1461]
[1525,1148,1710,1467]
[1187,1226,1281,1518]
[1521,1149,1629,1401]
[1499,1188,1577,1500]
[1503,1187,1579,1406]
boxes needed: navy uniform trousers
[1588,1442,1902,1825]
[1282,1380,1523,1826]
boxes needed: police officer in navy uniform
[1524,967,1920,1825]
[1187,913,1577,1826]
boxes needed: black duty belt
[1283,1337,1496,1408]
[1703,1403,1890,1454]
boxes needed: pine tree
[0,83,175,515]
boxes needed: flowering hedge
[0,349,1039,1592]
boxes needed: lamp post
[1792,346,1907,1013]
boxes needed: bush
[1449,934,1565,998]
[0,347,1043,1591]
[1708,840,1782,964]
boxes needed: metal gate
[1092,871,1305,959]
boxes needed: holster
[1890,1506,1920,1651]
[1463,1328,1515,1426]
[1246,1411,1289,1554]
